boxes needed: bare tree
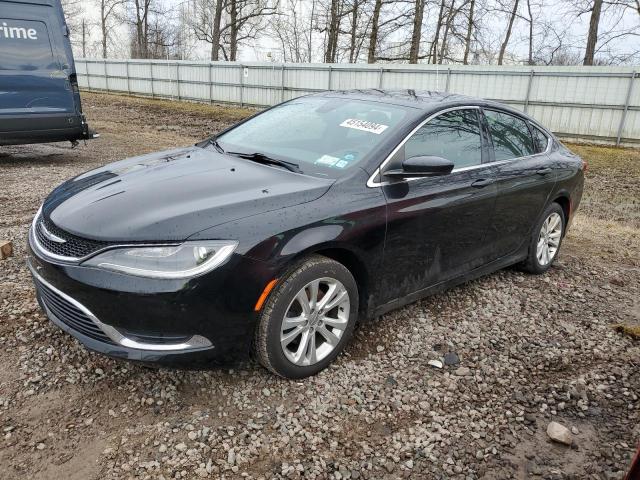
[191,0,226,60]
[462,0,476,64]
[122,0,177,59]
[408,0,426,63]
[367,0,383,62]
[367,0,413,62]
[497,0,520,64]
[99,0,126,58]
[81,18,90,58]
[583,0,603,64]
[224,0,276,60]
[61,0,83,35]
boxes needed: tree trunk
[498,0,519,65]
[211,0,224,60]
[324,0,340,62]
[101,0,107,58]
[583,0,602,65]
[134,0,145,58]
[229,0,238,61]
[430,0,446,63]
[349,0,359,62]
[82,19,87,57]
[526,0,534,64]
[462,0,474,64]
[409,0,425,63]
[308,0,316,62]
[438,0,456,64]
[367,0,382,63]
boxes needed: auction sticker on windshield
[339,118,388,134]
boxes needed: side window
[530,124,549,153]
[485,110,535,160]
[0,19,56,71]
[404,109,483,168]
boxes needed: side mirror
[383,156,454,179]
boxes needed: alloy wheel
[536,212,562,266]
[280,277,350,366]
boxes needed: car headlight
[82,241,238,279]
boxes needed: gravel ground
[1,93,638,480]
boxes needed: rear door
[483,109,557,259]
[0,1,78,139]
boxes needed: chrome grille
[34,277,114,345]
[34,214,110,259]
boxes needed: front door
[377,108,498,305]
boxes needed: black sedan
[27,90,585,378]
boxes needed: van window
[0,19,56,71]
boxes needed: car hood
[42,146,333,242]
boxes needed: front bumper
[27,245,275,367]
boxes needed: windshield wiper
[211,139,226,154]
[226,151,302,173]
[202,136,225,154]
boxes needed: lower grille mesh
[35,278,114,345]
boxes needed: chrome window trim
[29,263,212,351]
[367,105,552,188]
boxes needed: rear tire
[521,202,565,274]
[254,255,358,379]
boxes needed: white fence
[76,59,640,145]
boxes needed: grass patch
[613,323,640,339]
[564,142,640,228]
[83,90,256,123]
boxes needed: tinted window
[0,19,56,71]
[530,125,549,153]
[485,110,535,160]
[404,109,483,168]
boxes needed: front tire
[521,202,565,274]
[254,255,358,379]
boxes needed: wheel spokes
[308,280,320,311]
[281,277,350,366]
[321,315,348,330]
[282,315,307,330]
[292,329,311,364]
[318,283,347,313]
[281,326,304,347]
[305,331,317,365]
[295,289,312,315]
[317,325,340,347]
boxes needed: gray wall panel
[76,59,639,144]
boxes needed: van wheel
[254,255,358,379]
[521,203,565,274]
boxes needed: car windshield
[216,96,411,178]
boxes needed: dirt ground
[0,92,638,480]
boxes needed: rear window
[530,124,550,153]
[0,19,56,71]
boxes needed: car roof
[316,89,529,118]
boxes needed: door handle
[471,178,495,188]
[536,168,552,175]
